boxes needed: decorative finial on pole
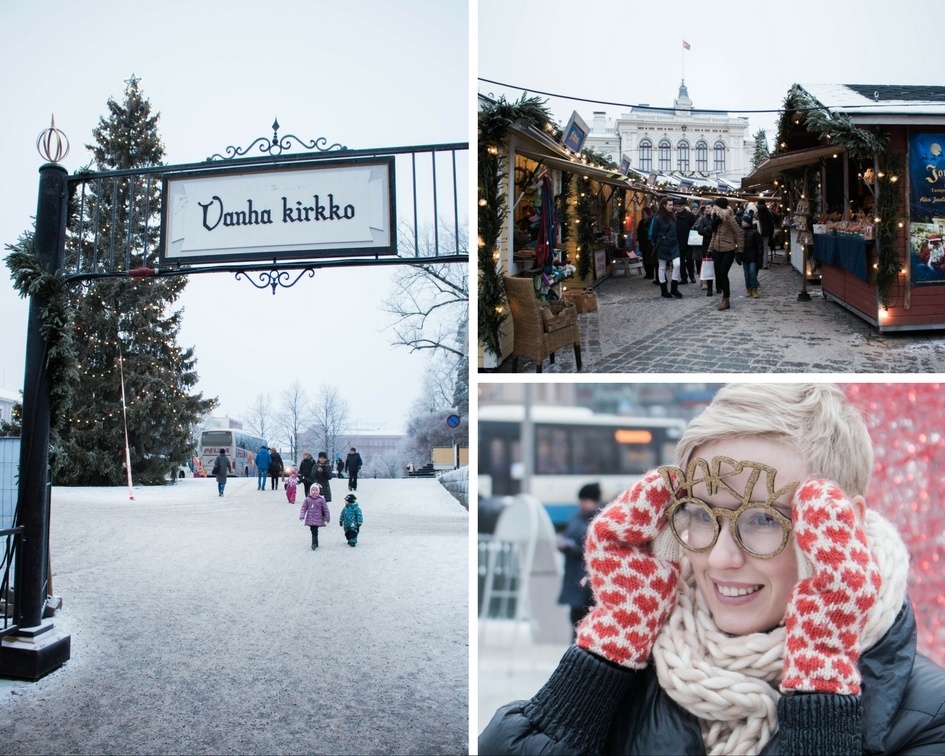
[37,114,70,163]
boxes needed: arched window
[695,141,708,172]
[658,139,671,171]
[639,139,652,172]
[714,141,726,173]
[677,140,690,172]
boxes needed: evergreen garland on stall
[576,176,595,280]
[558,171,572,245]
[478,94,554,357]
[776,85,904,308]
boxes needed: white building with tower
[585,81,755,191]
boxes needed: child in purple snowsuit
[285,469,300,504]
[299,484,330,550]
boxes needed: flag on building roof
[683,40,691,50]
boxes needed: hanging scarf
[534,173,556,270]
[651,509,910,756]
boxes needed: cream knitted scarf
[651,510,910,756]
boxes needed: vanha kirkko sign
[159,157,395,264]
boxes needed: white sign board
[159,157,395,263]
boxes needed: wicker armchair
[503,276,582,373]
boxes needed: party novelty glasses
[658,458,798,559]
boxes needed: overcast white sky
[0,0,468,434]
[479,0,936,150]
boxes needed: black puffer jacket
[479,601,945,754]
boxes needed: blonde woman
[480,384,945,754]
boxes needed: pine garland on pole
[4,232,79,436]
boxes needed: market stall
[478,95,654,369]
[743,84,945,331]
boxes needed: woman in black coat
[636,207,655,280]
[480,384,945,755]
[313,451,333,503]
[651,197,683,300]
[298,451,315,497]
[267,447,284,491]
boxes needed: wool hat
[345,493,357,503]
[713,197,729,209]
[578,482,602,501]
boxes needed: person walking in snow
[299,483,330,550]
[284,468,300,504]
[212,448,231,497]
[254,445,271,491]
[339,493,364,547]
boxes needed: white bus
[478,405,686,528]
[198,429,267,478]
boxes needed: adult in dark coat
[211,449,231,497]
[556,483,602,640]
[268,447,284,491]
[313,451,333,503]
[693,204,715,292]
[298,451,316,496]
[345,447,363,492]
[757,199,775,268]
[650,198,682,299]
[636,207,655,280]
[740,215,764,298]
[674,202,697,284]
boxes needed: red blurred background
[843,383,945,668]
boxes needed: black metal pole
[14,162,68,629]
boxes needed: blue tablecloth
[812,234,870,282]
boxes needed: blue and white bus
[478,405,686,528]
[198,429,267,477]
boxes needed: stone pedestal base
[0,619,71,680]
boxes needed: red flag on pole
[683,40,691,50]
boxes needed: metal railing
[0,526,22,636]
[63,141,469,285]
[477,535,520,619]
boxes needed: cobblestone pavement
[488,260,945,374]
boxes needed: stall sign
[908,133,945,286]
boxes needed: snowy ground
[0,476,469,755]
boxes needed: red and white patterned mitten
[781,479,881,695]
[575,469,681,669]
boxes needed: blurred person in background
[556,483,603,641]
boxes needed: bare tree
[278,381,311,461]
[309,384,350,461]
[243,393,277,445]
[384,221,468,360]
[418,356,457,412]
[373,447,404,479]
